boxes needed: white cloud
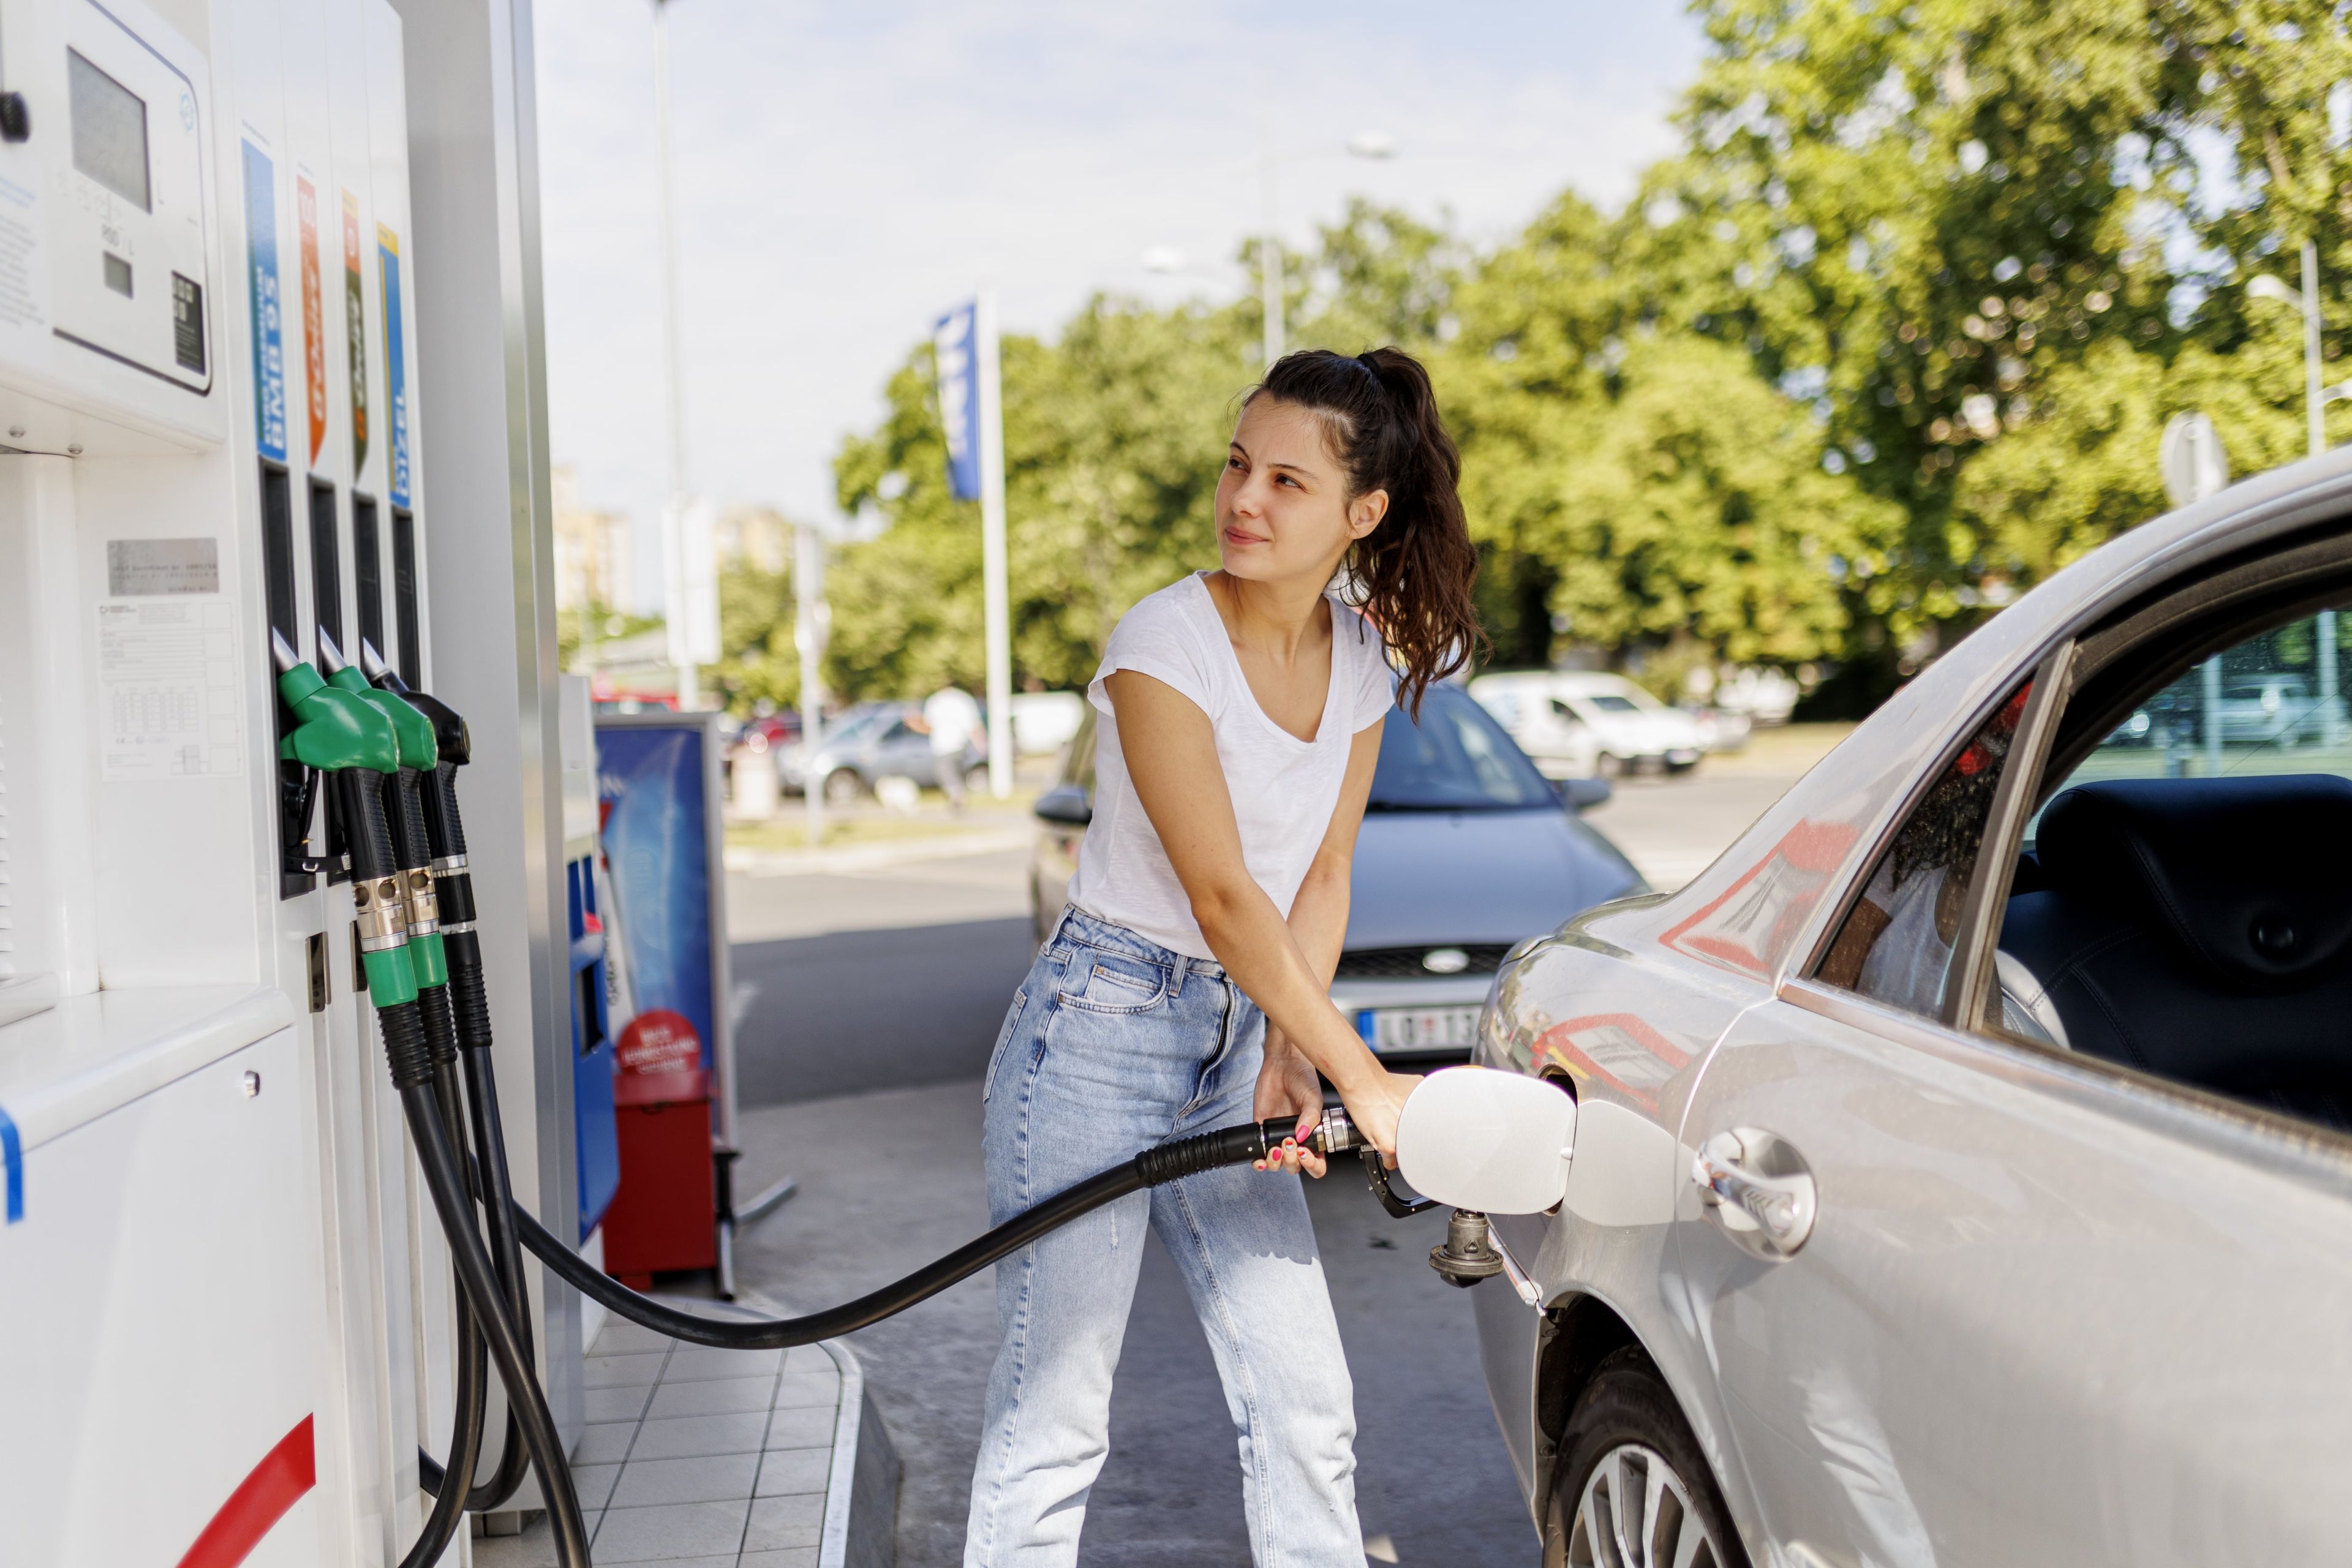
[533,0,1702,602]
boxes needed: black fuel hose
[417,1055,526,1512]
[402,1075,489,1568]
[401,1077,592,1568]
[513,1115,1338,1350]
[456,1016,537,1511]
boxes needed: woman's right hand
[1336,1066,1419,1166]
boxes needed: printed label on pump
[379,226,409,507]
[296,175,326,467]
[343,190,368,476]
[242,141,287,464]
[107,538,221,595]
[96,597,244,780]
[0,145,51,348]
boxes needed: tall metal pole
[2305,241,2342,742]
[654,0,697,708]
[976,291,1014,799]
[1259,131,1284,369]
[795,523,827,842]
[2304,239,2326,460]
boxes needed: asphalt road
[731,915,1036,1104]
[718,749,1828,1564]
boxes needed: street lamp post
[653,0,696,707]
[2251,245,2350,742]
[1253,131,1396,371]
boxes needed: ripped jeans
[963,907,1365,1568]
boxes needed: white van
[1468,671,1707,777]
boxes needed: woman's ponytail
[1251,345,1483,715]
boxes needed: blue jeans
[964,907,1365,1567]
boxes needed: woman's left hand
[1252,1030,1329,1178]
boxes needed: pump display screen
[67,49,151,211]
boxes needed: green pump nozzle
[325,626,446,993]
[270,630,416,1009]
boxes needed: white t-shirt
[1068,571,1395,960]
[922,687,981,755]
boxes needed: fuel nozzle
[358,638,491,1058]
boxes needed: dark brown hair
[1248,345,1482,715]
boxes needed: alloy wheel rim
[1566,1442,1721,1568]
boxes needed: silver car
[1467,450,2352,1566]
[1032,682,1642,1068]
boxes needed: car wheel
[1596,752,1626,778]
[1544,1349,1744,1568]
[1665,758,1698,775]
[822,768,864,807]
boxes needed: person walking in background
[923,682,983,812]
[966,347,1482,1566]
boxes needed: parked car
[1464,450,2352,1565]
[1031,682,1642,1068]
[1468,670,1708,776]
[780,703,983,804]
[1008,691,1087,756]
[2216,673,2348,745]
[1679,703,1752,754]
[1711,664,1801,725]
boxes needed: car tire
[1665,758,1698,775]
[1596,752,1626,778]
[1544,1348,1746,1568]
[821,769,864,807]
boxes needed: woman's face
[1215,396,1387,587]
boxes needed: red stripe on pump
[175,1415,317,1568]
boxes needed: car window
[2038,610,2352,817]
[1368,685,1556,812]
[1062,706,1098,795]
[1815,680,2035,1022]
[1586,693,1641,714]
[1999,603,2352,1132]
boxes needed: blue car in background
[1030,680,1645,1068]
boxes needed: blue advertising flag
[934,300,982,501]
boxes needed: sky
[531,1,1708,609]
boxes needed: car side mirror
[1393,1068,1577,1215]
[1555,776,1611,810]
[1033,783,1093,826]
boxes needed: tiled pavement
[473,1317,856,1567]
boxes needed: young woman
[965,347,1482,1566]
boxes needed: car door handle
[1691,1128,1817,1259]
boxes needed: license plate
[1357,1005,1482,1052]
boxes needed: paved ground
[716,735,1842,1563]
[728,1082,1525,1568]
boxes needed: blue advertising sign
[379,227,410,507]
[933,300,981,501]
[596,720,720,1102]
[242,141,286,463]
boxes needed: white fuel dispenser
[0,0,575,1561]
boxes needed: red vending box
[594,715,737,1287]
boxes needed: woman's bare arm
[1106,671,1415,1153]
[1254,715,1384,1174]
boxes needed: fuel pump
[272,630,590,1568]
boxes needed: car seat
[2000,775,2352,1128]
